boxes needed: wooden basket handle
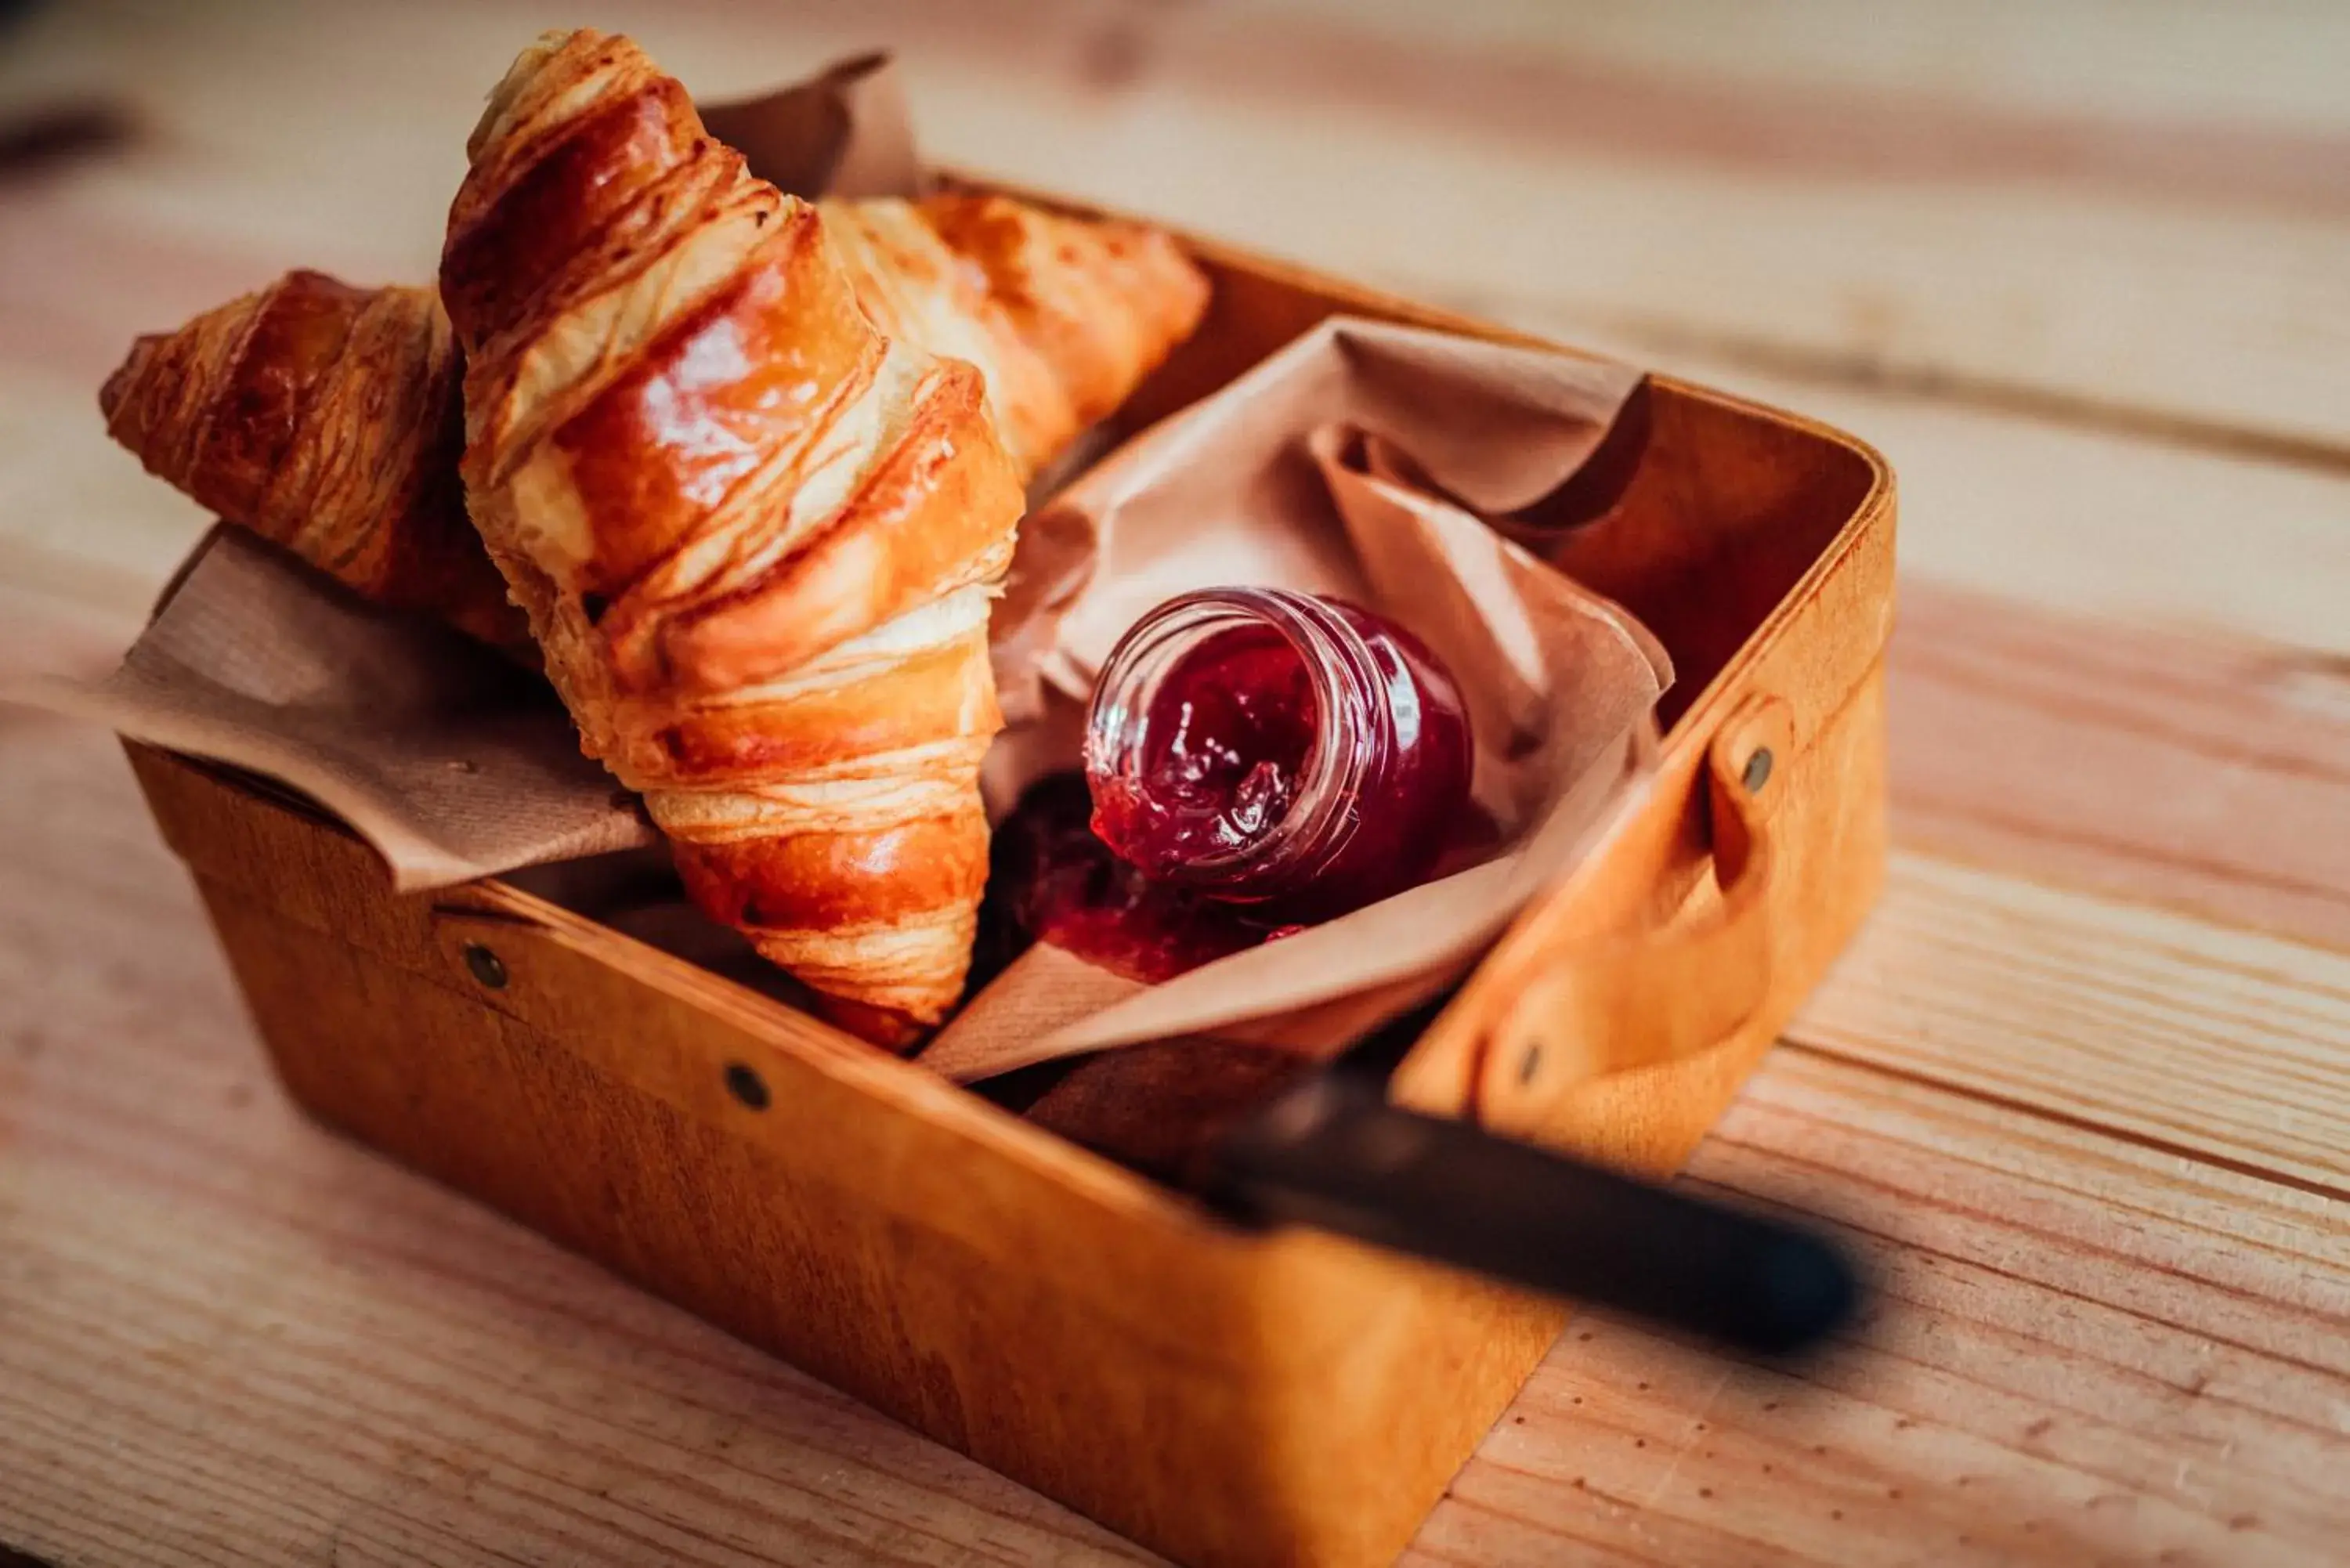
[1471,694,1792,1132]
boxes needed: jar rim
[1083,587,1384,887]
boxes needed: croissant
[441,28,1029,1045]
[916,192,1210,435]
[817,197,1079,480]
[819,193,1208,477]
[98,270,529,650]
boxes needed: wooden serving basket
[125,186,1894,1568]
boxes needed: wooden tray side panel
[1517,660,1887,1164]
[1549,386,1882,730]
[188,873,1293,1563]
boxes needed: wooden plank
[1889,583,2350,956]
[1274,1,2350,134]
[5,5,2348,1563]
[1796,851,2350,1196]
[0,1172,1155,1568]
[1518,334,2350,661]
[892,0,2350,449]
[1408,1050,2350,1568]
[2,0,2347,451]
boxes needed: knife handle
[1202,1071,1860,1357]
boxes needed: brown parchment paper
[8,527,656,888]
[701,52,924,200]
[919,316,1665,1082]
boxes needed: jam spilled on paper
[975,590,1494,989]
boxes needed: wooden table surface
[4,2,2348,1564]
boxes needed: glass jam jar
[1083,588,1474,924]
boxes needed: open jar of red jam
[1083,588,1474,924]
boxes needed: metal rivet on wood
[461,942,508,990]
[724,1062,771,1111]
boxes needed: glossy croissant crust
[98,271,529,649]
[441,27,1032,1042]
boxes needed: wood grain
[5,0,2345,450]
[1889,585,2350,955]
[1496,325,2350,661]
[1798,851,2350,1197]
[1409,1050,2350,1568]
[1249,0,2350,132]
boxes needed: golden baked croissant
[441,28,1028,1045]
[819,193,1207,477]
[818,197,1079,480]
[917,192,1210,435]
[98,270,529,650]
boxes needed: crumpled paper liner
[919,316,1665,1082]
[702,51,924,200]
[10,526,656,888]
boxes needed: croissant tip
[97,335,157,426]
[468,27,608,164]
[813,992,936,1054]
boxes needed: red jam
[975,772,1265,987]
[1089,620,1316,873]
[1084,589,1474,924]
